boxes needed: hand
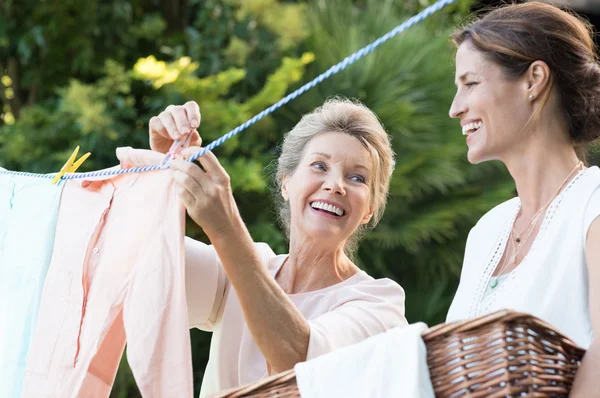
[170,151,241,238]
[149,101,203,153]
[115,145,202,168]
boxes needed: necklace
[490,233,516,289]
[511,161,583,245]
[490,161,584,289]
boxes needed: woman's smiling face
[282,131,375,246]
[449,42,533,164]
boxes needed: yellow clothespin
[51,146,91,184]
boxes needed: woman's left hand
[170,150,241,238]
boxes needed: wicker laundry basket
[212,310,586,398]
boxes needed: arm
[209,222,408,373]
[571,217,600,397]
[171,152,310,374]
[209,220,311,374]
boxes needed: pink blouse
[184,239,408,397]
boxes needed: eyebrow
[455,72,477,85]
[311,152,331,159]
[310,152,371,173]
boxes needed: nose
[449,91,466,119]
[322,172,346,196]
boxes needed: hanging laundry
[21,165,194,397]
[0,173,65,398]
[294,322,435,398]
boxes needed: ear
[281,175,290,201]
[360,206,375,225]
[525,60,552,99]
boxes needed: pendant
[515,237,521,243]
[490,278,498,289]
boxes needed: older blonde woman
[119,98,408,396]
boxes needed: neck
[502,126,581,217]
[285,233,355,292]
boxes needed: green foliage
[231,0,310,50]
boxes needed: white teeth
[310,201,344,216]
[462,121,483,135]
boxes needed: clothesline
[0,0,456,182]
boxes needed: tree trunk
[162,0,190,32]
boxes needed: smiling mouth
[462,121,482,136]
[310,201,345,217]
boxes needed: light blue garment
[484,272,511,298]
[0,173,64,398]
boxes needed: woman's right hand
[149,101,203,153]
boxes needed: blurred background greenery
[1,0,598,396]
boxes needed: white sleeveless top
[447,166,600,349]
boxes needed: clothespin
[51,146,91,184]
[160,132,194,167]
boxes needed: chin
[303,226,346,243]
[467,152,483,164]
[308,226,341,239]
[466,147,491,165]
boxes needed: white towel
[295,323,434,398]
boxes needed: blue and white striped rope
[0,0,456,181]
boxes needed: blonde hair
[274,97,395,256]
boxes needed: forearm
[571,341,600,397]
[207,219,310,373]
[574,220,600,396]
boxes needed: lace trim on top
[469,168,589,317]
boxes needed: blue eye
[312,161,326,171]
[350,175,366,183]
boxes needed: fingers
[158,110,180,140]
[168,105,191,139]
[188,130,202,147]
[115,147,164,167]
[177,148,229,184]
[181,146,203,159]
[169,152,235,233]
[197,150,230,184]
[149,116,170,141]
[184,101,201,129]
[170,159,210,193]
[152,101,201,143]
[175,183,197,210]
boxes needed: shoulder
[467,197,519,240]
[330,272,406,309]
[459,197,518,269]
[584,178,600,236]
[583,167,600,202]
[476,197,519,230]
[254,242,277,261]
[585,165,600,183]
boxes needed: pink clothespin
[160,131,195,167]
